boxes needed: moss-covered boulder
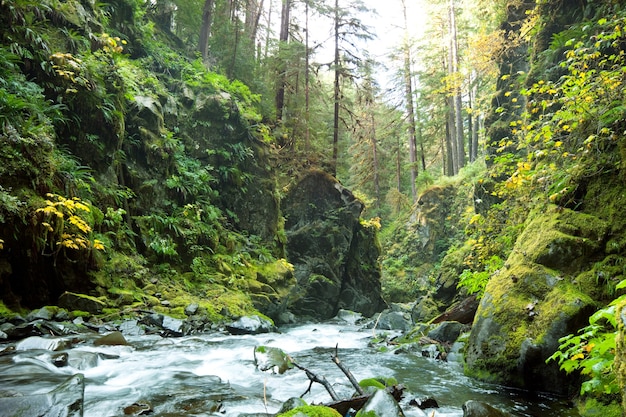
[464,205,606,394]
[283,170,386,320]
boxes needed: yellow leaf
[571,353,584,360]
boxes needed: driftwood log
[431,295,479,324]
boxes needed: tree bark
[449,0,465,171]
[401,0,418,202]
[332,0,340,176]
[198,0,215,62]
[275,0,291,121]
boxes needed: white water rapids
[0,321,579,416]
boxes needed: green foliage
[457,255,504,297]
[547,280,626,399]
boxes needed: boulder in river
[15,336,68,351]
[0,374,84,417]
[94,331,129,346]
[462,400,507,417]
[225,315,276,335]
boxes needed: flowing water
[0,321,579,416]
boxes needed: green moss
[70,310,91,318]
[0,301,16,318]
[577,398,622,417]
[278,405,342,417]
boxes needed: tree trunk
[304,0,310,153]
[449,0,465,171]
[332,0,340,176]
[198,0,215,62]
[275,0,291,121]
[370,112,380,213]
[401,0,418,202]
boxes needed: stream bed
[0,321,579,416]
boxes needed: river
[0,320,579,416]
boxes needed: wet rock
[27,306,56,321]
[161,315,184,335]
[94,331,129,346]
[119,319,146,336]
[278,397,308,414]
[254,346,293,374]
[372,310,412,331]
[226,315,276,335]
[462,400,507,417]
[408,397,439,409]
[427,321,465,344]
[185,303,199,315]
[67,351,100,370]
[334,309,363,325]
[58,292,104,314]
[16,336,68,351]
[123,400,152,415]
[356,389,413,417]
[0,373,84,417]
[52,352,69,367]
[0,330,6,340]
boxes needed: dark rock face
[282,171,387,320]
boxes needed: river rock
[426,321,465,344]
[278,398,308,414]
[356,389,416,417]
[282,170,387,320]
[0,373,84,417]
[462,400,506,417]
[58,292,105,314]
[334,309,363,325]
[161,315,184,335]
[26,306,56,321]
[226,315,276,335]
[119,319,146,336]
[371,310,412,331]
[254,346,293,374]
[185,303,199,315]
[94,331,129,346]
[67,351,99,370]
[16,336,68,351]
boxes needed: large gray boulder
[282,171,387,320]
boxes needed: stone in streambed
[462,400,507,417]
[226,315,276,335]
[0,374,84,417]
[94,331,129,346]
[15,336,68,351]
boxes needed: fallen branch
[290,358,340,401]
[331,344,364,396]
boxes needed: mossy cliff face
[465,205,608,394]
[282,170,386,320]
[0,0,284,317]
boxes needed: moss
[0,300,16,318]
[577,398,622,417]
[278,405,342,417]
[70,310,91,318]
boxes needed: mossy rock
[464,205,604,394]
[278,405,342,417]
